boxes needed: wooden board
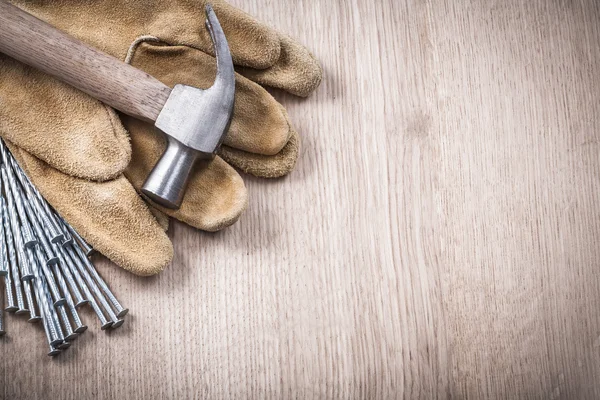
[1,0,600,398]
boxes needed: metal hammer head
[142,4,235,209]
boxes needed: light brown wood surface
[2,0,600,398]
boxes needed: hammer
[0,1,235,209]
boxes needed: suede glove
[0,0,321,275]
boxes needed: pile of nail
[0,140,127,356]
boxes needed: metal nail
[0,308,5,336]
[8,156,64,244]
[57,341,71,350]
[0,144,62,245]
[1,198,22,313]
[41,277,64,345]
[61,230,74,247]
[56,250,88,307]
[57,304,77,342]
[23,280,41,323]
[4,275,17,313]
[66,224,93,256]
[62,286,87,335]
[27,247,64,344]
[0,202,8,278]
[23,199,87,310]
[60,247,93,306]
[21,197,59,266]
[64,248,118,328]
[1,168,35,281]
[55,267,88,334]
[41,316,61,357]
[71,244,128,318]
[1,164,36,251]
[30,255,61,347]
[19,199,65,307]
[31,247,65,308]
[59,249,112,329]
[51,264,81,341]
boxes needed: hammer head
[142,5,235,209]
[154,5,235,157]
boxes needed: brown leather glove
[0,0,321,275]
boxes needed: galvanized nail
[0,308,5,336]
[57,304,77,342]
[66,224,94,256]
[9,157,64,244]
[23,280,41,323]
[1,168,35,281]
[2,164,37,251]
[72,244,128,318]
[65,247,121,327]
[1,197,27,313]
[4,275,17,313]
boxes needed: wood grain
[2,0,600,398]
[0,1,171,123]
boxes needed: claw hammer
[0,1,235,209]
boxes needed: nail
[41,316,62,356]
[9,156,64,243]
[23,280,41,323]
[31,247,65,308]
[62,280,88,334]
[0,204,8,278]
[42,280,64,345]
[4,275,17,313]
[30,258,61,347]
[2,165,37,251]
[57,304,77,342]
[57,341,71,350]
[22,197,59,266]
[0,308,5,336]
[72,244,128,318]
[10,160,64,244]
[64,291,87,334]
[61,228,74,247]
[1,198,22,313]
[1,168,34,281]
[51,264,81,341]
[60,247,93,307]
[23,199,86,309]
[65,247,121,327]
[19,200,65,307]
[56,250,88,307]
[61,250,112,330]
[66,224,94,256]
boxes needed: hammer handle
[0,1,171,122]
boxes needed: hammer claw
[204,4,235,93]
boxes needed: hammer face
[155,83,234,158]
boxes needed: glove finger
[8,143,173,276]
[0,55,131,181]
[237,34,323,97]
[129,43,291,156]
[122,117,248,232]
[220,127,300,178]
[208,0,281,69]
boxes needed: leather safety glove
[0,0,322,275]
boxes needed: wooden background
[2,0,600,398]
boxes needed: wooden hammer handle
[0,1,171,122]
